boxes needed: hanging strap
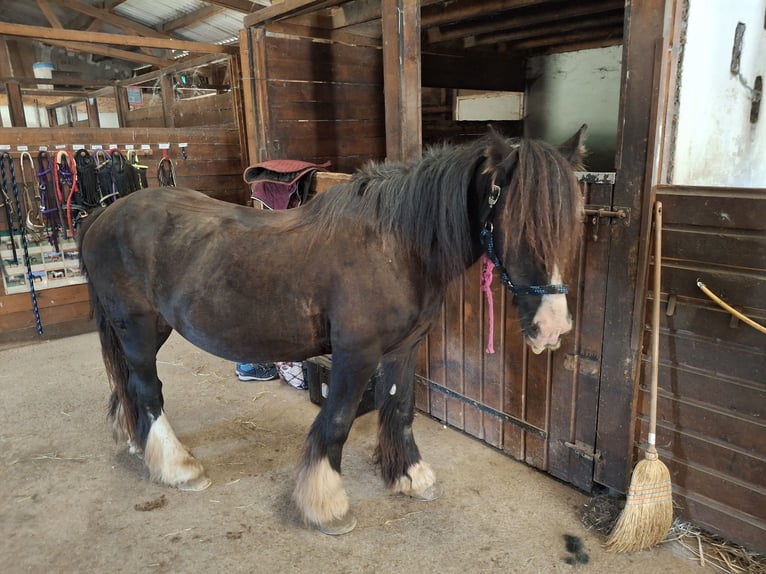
[0,152,43,335]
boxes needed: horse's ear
[484,127,518,187]
[559,124,588,169]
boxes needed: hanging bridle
[479,179,569,296]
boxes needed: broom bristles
[605,455,673,552]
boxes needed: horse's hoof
[317,512,357,536]
[412,482,443,502]
[176,475,212,492]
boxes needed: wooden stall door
[415,175,619,491]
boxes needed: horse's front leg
[375,344,443,501]
[293,351,377,535]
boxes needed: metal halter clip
[488,183,501,206]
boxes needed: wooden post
[6,80,26,127]
[160,73,176,128]
[594,0,666,492]
[114,85,129,128]
[86,96,100,127]
[381,0,421,162]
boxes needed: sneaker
[236,362,279,381]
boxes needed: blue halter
[479,182,569,296]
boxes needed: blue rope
[1,153,43,335]
[480,224,568,297]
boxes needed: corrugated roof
[112,0,245,44]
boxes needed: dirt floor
[0,332,715,573]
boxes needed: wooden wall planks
[645,184,766,552]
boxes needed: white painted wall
[525,46,622,171]
[671,0,766,186]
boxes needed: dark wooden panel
[174,93,235,127]
[657,186,766,231]
[673,489,766,554]
[638,391,765,455]
[444,273,466,431]
[462,266,485,439]
[660,263,766,313]
[422,52,525,91]
[637,420,764,489]
[659,298,765,349]
[642,363,765,420]
[267,82,384,122]
[653,329,765,385]
[662,227,766,270]
[661,454,766,526]
[548,181,612,490]
[265,34,382,84]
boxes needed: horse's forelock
[505,139,583,275]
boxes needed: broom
[606,200,673,552]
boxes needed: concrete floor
[0,332,713,573]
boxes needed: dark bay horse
[78,126,586,535]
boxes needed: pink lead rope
[480,254,495,354]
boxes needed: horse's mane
[295,134,582,285]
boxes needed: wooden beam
[41,39,171,67]
[244,0,347,27]
[381,0,421,161]
[467,13,624,47]
[160,6,224,33]
[85,96,100,128]
[5,81,27,127]
[427,1,624,44]
[421,0,557,28]
[49,0,168,38]
[36,0,63,28]
[0,38,15,77]
[330,0,380,29]
[116,54,231,86]
[160,73,176,128]
[0,76,114,88]
[205,0,270,12]
[0,23,235,55]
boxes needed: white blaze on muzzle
[528,266,572,354]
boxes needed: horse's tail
[78,208,137,444]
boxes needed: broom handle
[648,201,662,457]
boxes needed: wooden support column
[114,85,129,128]
[6,80,26,127]
[381,0,421,162]
[160,73,176,128]
[593,0,666,492]
[86,96,100,127]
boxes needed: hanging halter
[54,150,78,237]
[479,179,569,296]
[35,151,63,251]
[157,149,176,186]
[20,151,45,231]
[0,152,43,335]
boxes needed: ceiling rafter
[204,0,270,12]
[160,6,225,33]
[426,0,624,45]
[0,22,235,54]
[42,38,172,67]
[35,0,63,29]
[467,13,624,48]
[49,0,169,38]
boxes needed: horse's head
[477,125,586,354]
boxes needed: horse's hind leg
[375,345,442,501]
[293,351,378,535]
[108,312,210,491]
